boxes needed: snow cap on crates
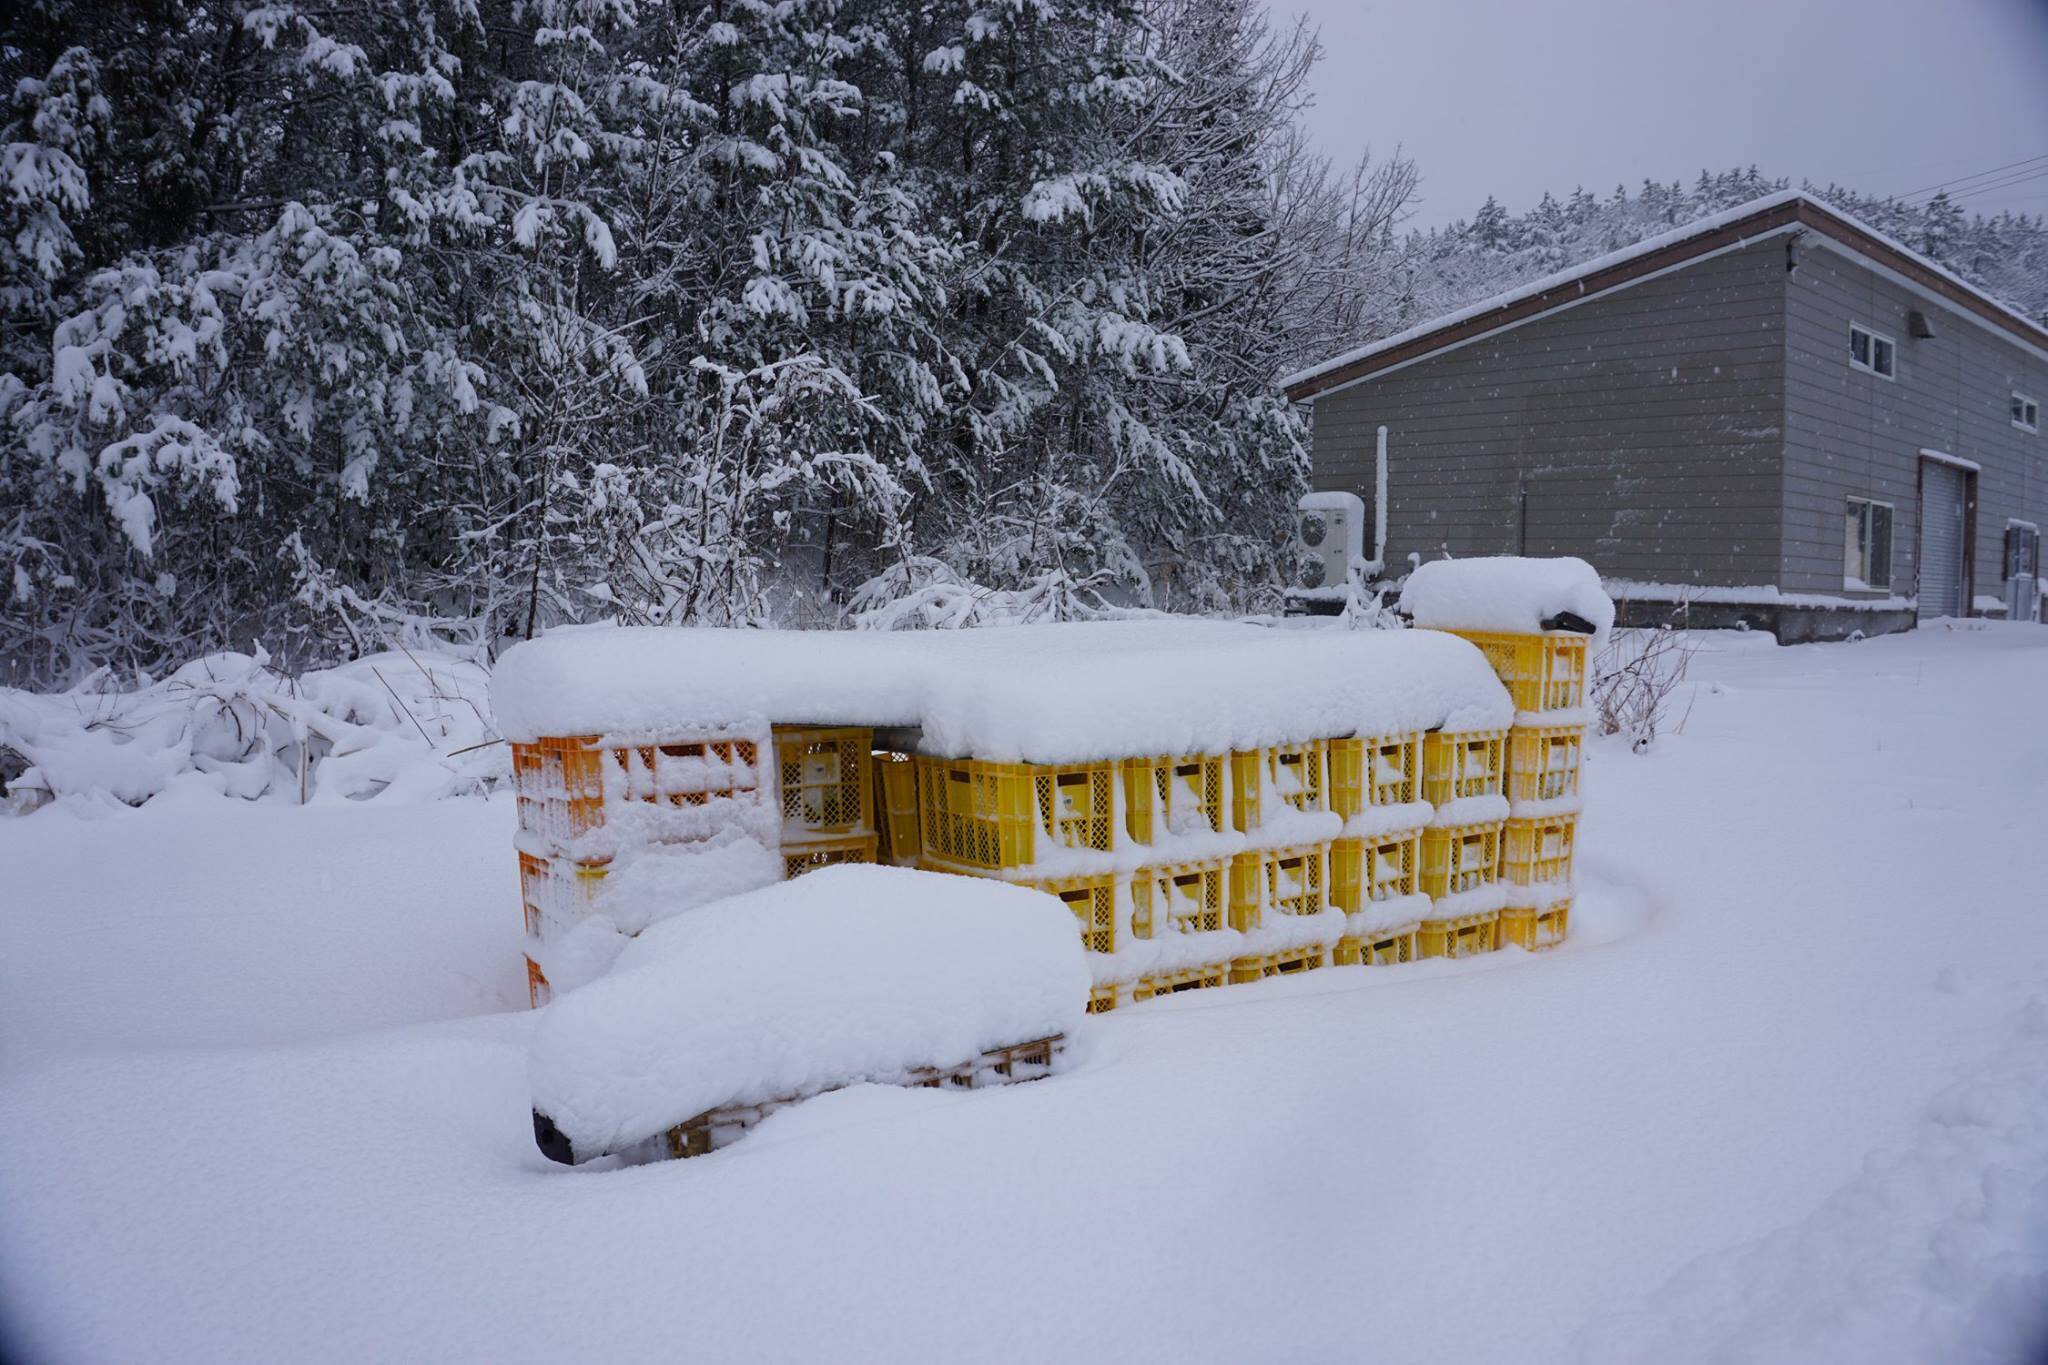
[492,620,1513,761]
[1401,557,1615,642]
[528,863,1090,1161]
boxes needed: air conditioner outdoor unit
[1293,491,1366,597]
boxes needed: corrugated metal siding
[1917,461,1968,619]
[1308,240,1788,585]
[1780,239,2048,604]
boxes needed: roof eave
[1283,195,2048,404]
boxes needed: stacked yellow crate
[1416,724,1511,957]
[509,729,773,1005]
[912,755,1130,1011]
[1326,730,1431,965]
[1446,628,1592,951]
[1221,741,1344,983]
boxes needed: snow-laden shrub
[0,649,503,812]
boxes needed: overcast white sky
[1282,0,2048,231]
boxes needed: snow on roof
[491,620,1514,760]
[1403,557,1615,640]
[527,864,1090,1160]
[1280,191,2048,397]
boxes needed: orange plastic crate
[525,954,550,1008]
[512,732,766,848]
[517,850,609,936]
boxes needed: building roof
[1281,191,2048,402]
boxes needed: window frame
[1849,322,1896,381]
[2014,392,2040,433]
[1843,496,1895,592]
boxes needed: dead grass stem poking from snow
[1593,626,1697,753]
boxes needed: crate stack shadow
[509,626,1590,1011]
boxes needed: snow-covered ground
[2,624,2046,1363]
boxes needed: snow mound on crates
[528,864,1090,1160]
[0,649,501,812]
[492,620,1513,762]
[1402,557,1615,641]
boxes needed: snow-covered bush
[0,649,502,811]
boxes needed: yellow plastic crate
[1130,860,1227,938]
[1419,819,1504,899]
[1132,961,1230,1003]
[915,757,1116,871]
[1417,910,1498,959]
[1503,813,1576,886]
[1499,902,1570,950]
[1018,872,1120,954]
[1228,844,1327,931]
[517,850,609,937]
[1507,723,1585,805]
[1227,741,1328,831]
[1122,754,1225,844]
[1327,731,1424,817]
[1420,727,1508,806]
[1447,629,1590,713]
[872,752,921,866]
[1229,946,1327,983]
[1329,830,1422,913]
[782,832,877,880]
[1334,927,1418,966]
[1087,983,1123,1014]
[775,726,873,840]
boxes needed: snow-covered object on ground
[0,649,501,811]
[524,831,786,996]
[1402,556,1615,640]
[528,864,1089,1161]
[492,620,1513,761]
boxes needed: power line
[1890,152,2048,204]
[1943,165,2048,206]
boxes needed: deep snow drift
[2,624,2046,1364]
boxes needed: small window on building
[2014,393,2040,432]
[1843,497,1894,591]
[1849,323,1895,379]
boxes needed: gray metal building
[1283,192,2048,639]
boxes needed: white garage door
[1917,461,1967,621]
